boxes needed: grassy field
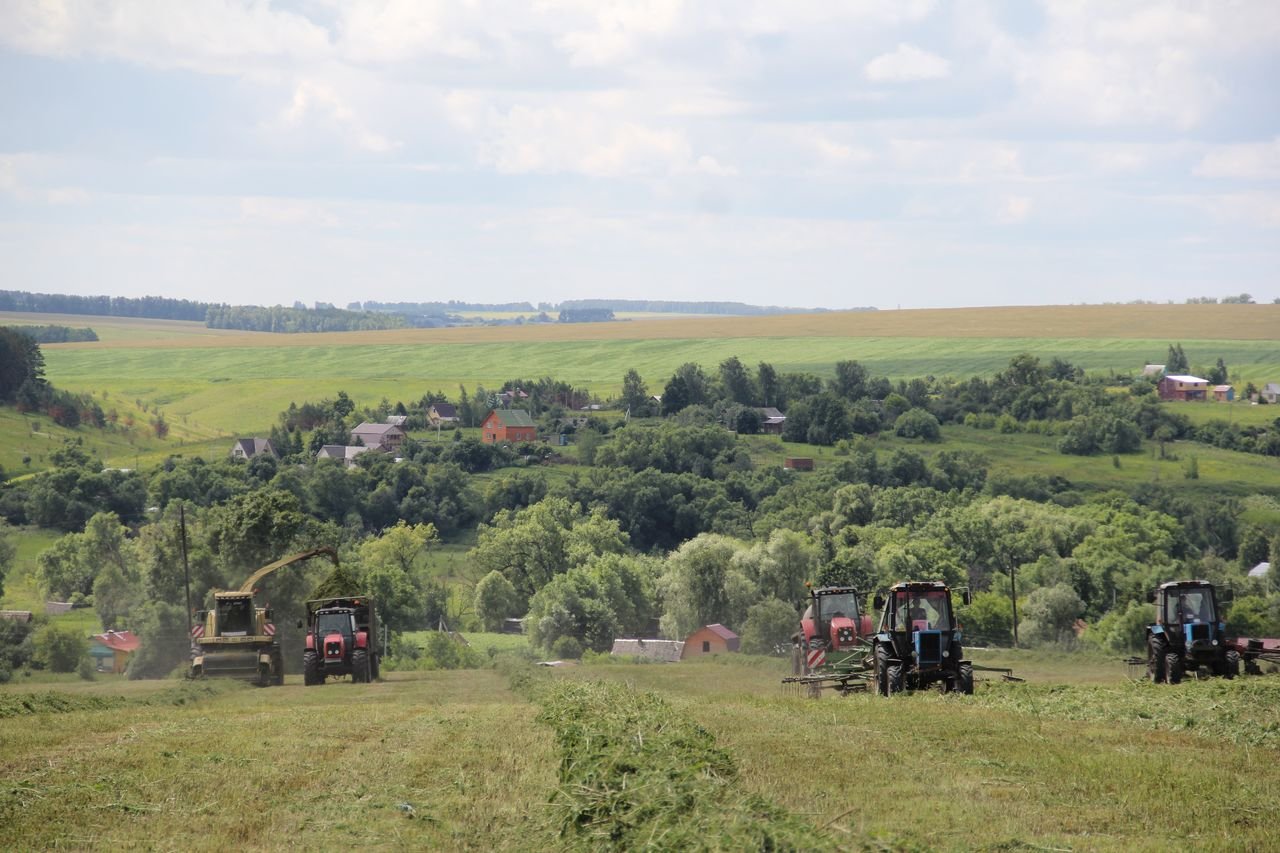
[2,654,1276,850]
[19,303,1279,436]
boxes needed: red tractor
[785,585,875,695]
[301,596,380,685]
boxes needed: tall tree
[830,360,868,401]
[718,356,756,405]
[757,362,779,408]
[620,368,650,416]
[1166,343,1189,373]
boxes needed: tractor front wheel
[1165,651,1183,684]
[352,649,370,684]
[1148,636,1168,683]
[957,662,974,695]
[886,661,904,695]
[303,650,321,686]
[1224,649,1240,679]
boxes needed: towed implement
[190,548,338,685]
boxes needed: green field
[18,303,1279,436]
[2,655,1276,850]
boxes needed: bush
[740,599,799,655]
[894,408,942,442]
[78,657,97,681]
[550,635,584,660]
[33,623,87,673]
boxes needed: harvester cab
[871,581,973,695]
[189,547,338,686]
[1146,580,1236,683]
[799,586,874,667]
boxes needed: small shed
[784,457,814,471]
[0,610,33,623]
[481,409,537,444]
[681,624,740,659]
[610,639,684,662]
[1248,561,1271,579]
[89,630,140,674]
[1212,385,1234,402]
[759,407,787,435]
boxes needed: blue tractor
[1146,580,1237,684]
[870,580,973,696]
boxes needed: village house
[385,415,408,427]
[1157,374,1209,401]
[230,438,279,461]
[681,624,740,658]
[428,403,459,425]
[611,639,685,662]
[316,444,375,467]
[758,407,787,435]
[1262,383,1280,404]
[89,630,139,674]
[1212,385,1234,402]
[480,409,537,444]
[350,421,405,452]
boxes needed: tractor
[870,580,973,695]
[191,548,338,685]
[1145,580,1237,683]
[785,585,875,695]
[301,595,380,685]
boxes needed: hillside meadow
[1,655,1276,851]
[14,302,1279,436]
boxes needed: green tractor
[870,580,973,696]
[1146,580,1237,683]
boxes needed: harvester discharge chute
[190,547,339,686]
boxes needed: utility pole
[1009,561,1019,648]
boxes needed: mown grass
[0,670,558,850]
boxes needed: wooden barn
[481,409,537,444]
[681,624,740,658]
[1212,385,1234,402]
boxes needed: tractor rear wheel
[303,650,320,686]
[1165,651,1183,684]
[957,662,974,695]
[352,649,370,684]
[1148,636,1168,683]
[1224,649,1240,679]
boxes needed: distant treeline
[0,289,214,321]
[6,325,98,343]
[206,306,409,333]
[354,300,537,315]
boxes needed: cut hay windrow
[529,678,847,851]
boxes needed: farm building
[45,601,75,615]
[350,422,405,452]
[385,415,408,427]
[316,444,374,467]
[1141,364,1166,378]
[89,630,139,674]
[1157,374,1209,401]
[0,610,33,623]
[611,639,684,662]
[1262,383,1280,404]
[681,624,740,658]
[1212,385,1234,402]
[230,438,278,461]
[759,407,787,435]
[784,457,814,471]
[428,403,459,425]
[481,409,537,444]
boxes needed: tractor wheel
[271,650,285,686]
[1165,651,1183,685]
[303,650,321,686]
[1147,636,1167,683]
[1245,657,1262,676]
[1223,649,1240,680]
[256,662,272,687]
[352,650,370,684]
[874,646,890,697]
[957,662,974,695]
[886,662,904,695]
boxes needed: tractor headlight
[1212,640,1218,646]
[942,650,949,658]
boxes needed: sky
[0,1,1278,311]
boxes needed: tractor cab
[214,594,257,637]
[800,586,871,653]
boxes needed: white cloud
[998,195,1032,224]
[1195,140,1280,180]
[865,43,950,82]
[277,80,398,153]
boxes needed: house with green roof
[481,409,537,444]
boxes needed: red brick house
[681,624,740,658]
[481,409,537,444]
[1157,375,1209,401]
